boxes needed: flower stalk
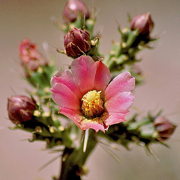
[58,130,97,180]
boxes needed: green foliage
[26,65,56,89]
[104,28,156,84]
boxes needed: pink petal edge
[105,92,134,114]
[105,72,135,100]
[51,70,81,98]
[80,121,106,132]
[71,56,96,94]
[93,61,111,90]
[51,83,80,110]
[60,107,82,127]
[105,113,127,126]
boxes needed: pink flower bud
[7,96,37,124]
[154,116,176,141]
[19,39,48,71]
[63,0,90,23]
[130,13,154,36]
[64,28,91,57]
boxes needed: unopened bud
[19,39,48,71]
[64,28,91,57]
[130,13,154,37]
[7,96,37,124]
[63,0,90,23]
[154,116,176,141]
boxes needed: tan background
[0,0,180,179]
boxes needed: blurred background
[0,0,180,179]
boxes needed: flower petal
[105,72,135,100]
[94,61,111,90]
[51,83,80,110]
[105,92,134,113]
[80,120,106,132]
[105,113,127,126]
[60,107,106,132]
[51,70,81,98]
[71,56,96,94]
[60,107,82,127]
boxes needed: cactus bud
[63,0,90,23]
[154,116,176,141]
[7,96,37,124]
[19,39,48,71]
[130,13,154,37]
[64,28,91,57]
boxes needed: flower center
[81,90,104,118]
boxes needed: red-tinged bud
[64,28,91,57]
[130,13,154,37]
[19,39,48,71]
[154,116,176,141]
[63,0,90,23]
[7,96,37,124]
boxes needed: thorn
[99,143,121,163]
[145,145,160,162]
[127,13,132,22]
[39,154,61,171]
[56,49,66,54]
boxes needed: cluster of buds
[19,39,48,72]
[62,0,99,59]
[64,27,91,57]
[62,0,96,38]
[63,0,90,23]
[7,96,37,124]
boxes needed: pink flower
[51,56,135,132]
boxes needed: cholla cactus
[7,0,176,180]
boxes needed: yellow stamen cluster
[81,90,104,118]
